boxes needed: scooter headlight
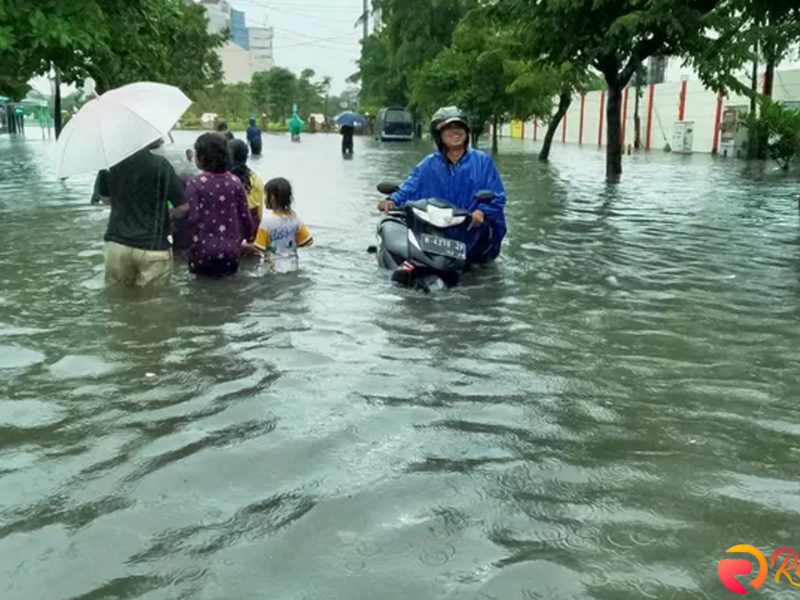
[412,206,467,228]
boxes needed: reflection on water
[1,130,800,599]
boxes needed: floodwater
[2,129,800,600]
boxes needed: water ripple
[1,133,799,599]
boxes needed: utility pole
[362,0,368,40]
[53,66,62,139]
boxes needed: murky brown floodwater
[2,129,800,600]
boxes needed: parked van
[375,107,413,141]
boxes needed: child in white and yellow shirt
[253,177,313,273]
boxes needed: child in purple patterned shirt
[185,133,253,277]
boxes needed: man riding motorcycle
[377,106,507,264]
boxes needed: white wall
[500,67,800,154]
[249,27,275,73]
[219,41,254,84]
[661,50,800,84]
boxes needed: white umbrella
[56,81,192,179]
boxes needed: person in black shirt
[95,139,188,286]
[340,124,354,156]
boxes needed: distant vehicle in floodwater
[375,107,414,141]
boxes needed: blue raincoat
[389,148,507,261]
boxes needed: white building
[218,42,256,85]
[202,0,229,34]
[248,26,275,74]
[200,0,275,84]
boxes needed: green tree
[507,62,599,162]
[320,75,332,121]
[252,67,297,121]
[413,7,559,153]
[87,0,224,93]
[186,83,255,127]
[689,0,799,100]
[0,0,132,99]
[742,99,800,170]
[352,31,406,111]
[502,0,722,181]
[683,0,799,159]
[355,0,478,126]
[0,0,224,138]
[295,68,325,115]
[0,0,223,97]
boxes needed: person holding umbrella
[340,123,355,156]
[335,111,367,156]
[94,138,188,287]
[56,81,194,287]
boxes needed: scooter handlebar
[474,190,495,203]
[377,182,399,196]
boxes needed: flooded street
[2,130,800,599]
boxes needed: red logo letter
[719,545,768,595]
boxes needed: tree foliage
[88,0,225,93]
[688,0,800,97]
[354,0,478,114]
[500,0,723,180]
[0,0,224,99]
[412,7,562,151]
[251,67,298,120]
[742,99,800,170]
[186,67,334,129]
[357,0,799,175]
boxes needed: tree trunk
[539,89,571,162]
[633,84,642,149]
[471,129,480,147]
[747,34,763,161]
[764,58,775,98]
[763,38,775,98]
[750,37,759,115]
[605,82,624,182]
[54,68,63,139]
[491,116,499,154]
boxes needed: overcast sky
[234,0,366,94]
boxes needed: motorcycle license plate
[418,233,466,260]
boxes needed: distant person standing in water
[246,117,263,156]
[185,133,253,278]
[216,121,234,140]
[340,124,354,156]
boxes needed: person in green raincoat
[288,110,305,142]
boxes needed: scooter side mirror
[475,190,495,203]
[377,182,399,195]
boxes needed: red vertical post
[578,93,586,145]
[534,118,538,141]
[621,87,629,145]
[678,79,687,121]
[521,121,525,139]
[598,90,605,147]
[561,112,567,143]
[712,91,723,153]
[645,82,655,151]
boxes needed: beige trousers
[104,241,172,287]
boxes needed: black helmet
[430,106,470,151]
